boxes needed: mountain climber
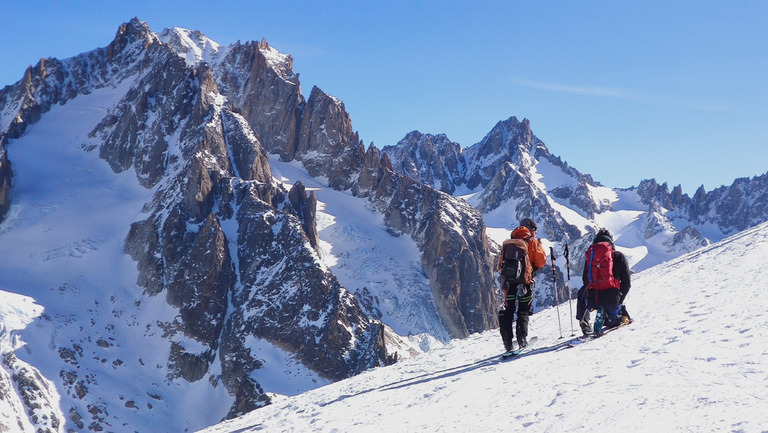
[578,228,631,335]
[497,218,547,351]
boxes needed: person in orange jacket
[497,218,547,350]
[519,218,547,273]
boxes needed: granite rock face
[0,150,10,218]
[382,131,465,194]
[356,153,497,337]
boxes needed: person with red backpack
[578,228,631,335]
[497,219,547,351]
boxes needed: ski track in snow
[201,221,768,433]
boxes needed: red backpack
[585,242,620,290]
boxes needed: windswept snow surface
[200,221,768,433]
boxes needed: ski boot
[593,307,604,335]
[580,318,591,336]
[517,337,527,349]
[604,314,622,330]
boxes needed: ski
[567,319,632,347]
[501,336,538,359]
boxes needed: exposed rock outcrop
[214,39,303,161]
[0,150,11,220]
[382,131,465,194]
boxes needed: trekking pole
[564,243,575,336]
[549,247,564,339]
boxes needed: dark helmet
[520,218,537,231]
[594,228,614,245]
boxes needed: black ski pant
[499,280,533,349]
[576,285,588,321]
[498,309,514,351]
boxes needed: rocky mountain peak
[213,38,303,160]
[463,116,538,190]
[382,131,464,194]
[255,39,297,82]
[295,85,365,190]
[108,17,157,56]
[158,26,226,68]
[637,179,668,206]
[636,178,690,211]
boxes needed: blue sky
[2,1,766,193]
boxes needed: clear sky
[2,1,766,194]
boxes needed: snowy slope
[200,221,768,433]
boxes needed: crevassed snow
[199,221,768,433]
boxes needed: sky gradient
[2,1,766,193]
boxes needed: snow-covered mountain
[200,220,768,433]
[1,17,767,433]
[0,19,492,432]
[383,117,768,275]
